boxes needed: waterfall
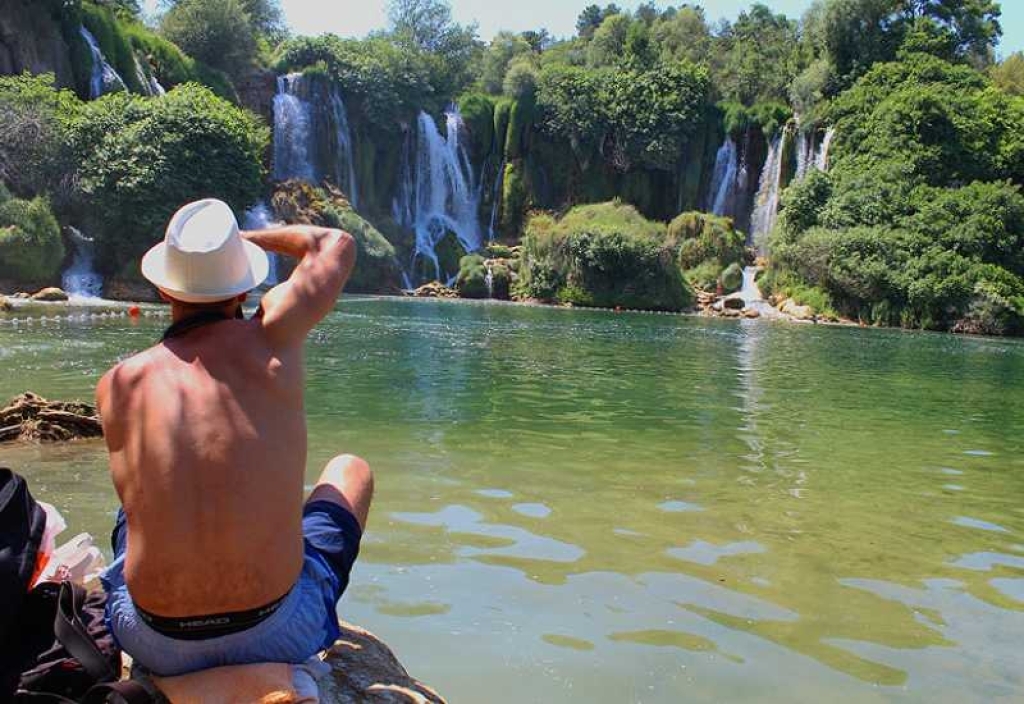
[242,202,281,286]
[327,89,359,210]
[706,138,739,216]
[795,130,815,181]
[816,128,836,172]
[749,131,789,251]
[63,228,104,299]
[272,74,359,208]
[273,74,316,182]
[484,261,494,298]
[80,27,126,99]
[393,107,484,282]
[488,159,506,240]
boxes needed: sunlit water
[2,298,1023,703]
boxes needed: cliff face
[0,0,75,89]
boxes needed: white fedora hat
[141,199,269,303]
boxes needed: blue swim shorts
[100,500,362,677]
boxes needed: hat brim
[140,240,270,304]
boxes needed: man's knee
[324,454,373,493]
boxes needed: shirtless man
[98,198,372,675]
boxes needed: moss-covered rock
[719,262,743,293]
[519,201,694,311]
[0,197,64,284]
[669,212,746,270]
[455,254,488,299]
[271,180,402,293]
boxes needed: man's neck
[170,303,240,323]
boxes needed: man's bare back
[98,219,358,618]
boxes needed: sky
[141,1,1024,56]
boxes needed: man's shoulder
[98,347,163,400]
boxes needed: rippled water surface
[2,298,1023,703]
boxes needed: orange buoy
[128,305,141,318]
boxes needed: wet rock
[0,296,10,312]
[781,300,815,321]
[0,392,102,443]
[723,297,745,311]
[411,282,457,299]
[12,292,30,299]
[722,308,741,318]
[105,279,161,303]
[743,308,761,319]
[30,287,69,302]
[128,621,446,703]
[319,621,447,703]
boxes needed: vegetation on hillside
[2,0,1023,333]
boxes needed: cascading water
[795,130,815,181]
[63,228,104,299]
[273,74,316,183]
[816,128,836,172]
[749,130,789,252]
[242,202,281,286]
[488,159,506,240]
[272,74,359,208]
[706,138,739,217]
[393,108,484,282]
[79,27,125,99]
[327,89,358,210]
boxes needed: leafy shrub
[684,260,722,291]
[0,74,80,200]
[456,254,488,298]
[519,201,693,310]
[668,211,746,270]
[719,262,743,293]
[70,84,268,274]
[0,196,65,282]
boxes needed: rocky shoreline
[0,281,853,330]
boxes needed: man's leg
[307,454,374,530]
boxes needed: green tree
[651,5,711,65]
[0,74,79,201]
[991,52,1024,96]
[478,32,532,94]
[586,13,630,67]
[713,4,801,105]
[159,0,258,82]
[70,84,268,273]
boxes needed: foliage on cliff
[519,201,694,311]
[770,52,1024,334]
[271,180,402,294]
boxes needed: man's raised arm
[242,225,356,347]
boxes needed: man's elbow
[335,230,357,267]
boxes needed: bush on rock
[519,201,693,311]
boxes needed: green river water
[1,297,1022,703]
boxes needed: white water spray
[706,138,739,216]
[63,228,104,299]
[79,27,125,99]
[242,202,281,286]
[272,74,359,208]
[393,107,485,282]
[749,131,789,252]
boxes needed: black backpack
[0,469,154,704]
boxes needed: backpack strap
[81,681,156,704]
[53,582,117,684]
